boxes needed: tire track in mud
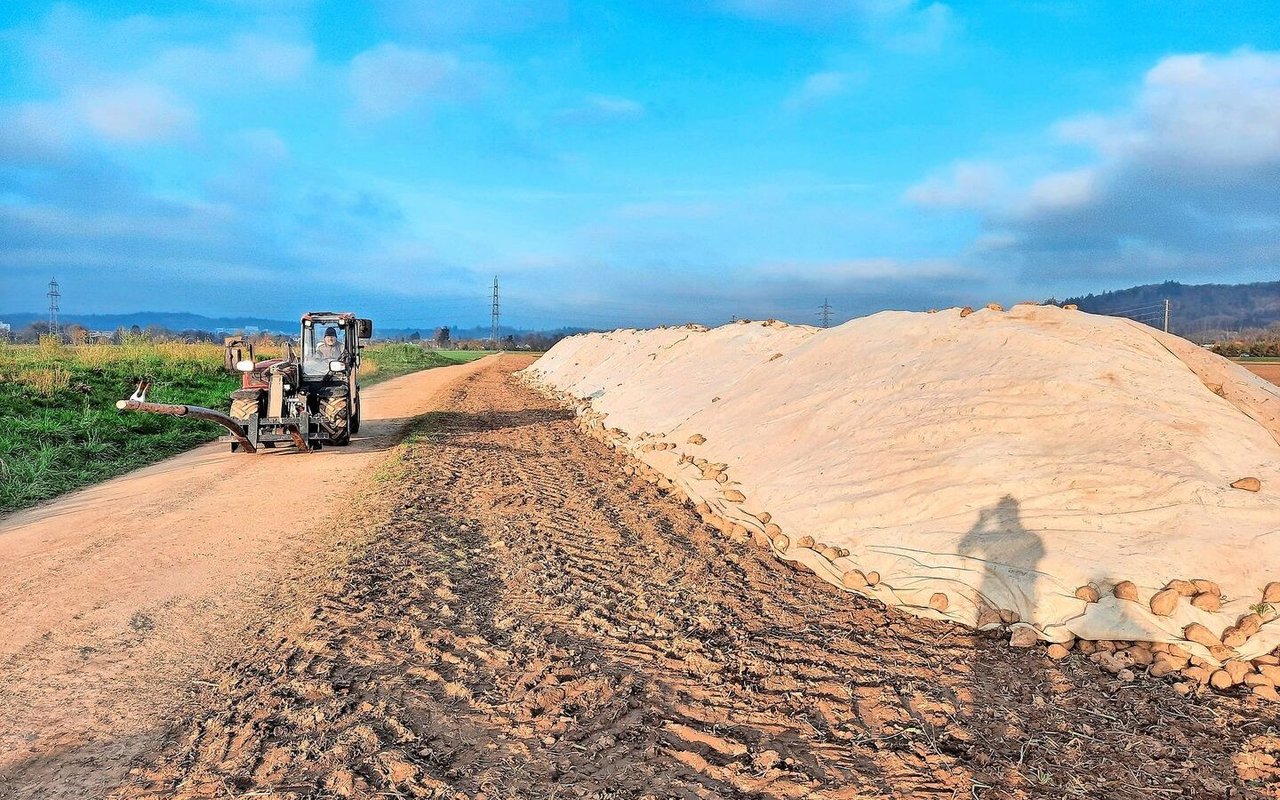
[109,356,1280,799]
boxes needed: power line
[47,276,61,340]
[490,276,500,350]
[1101,302,1166,315]
[819,298,832,328]
[1102,297,1171,333]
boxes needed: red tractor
[118,312,373,453]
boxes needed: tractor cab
[300,313,368,381]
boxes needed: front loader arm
[116,382,258,453]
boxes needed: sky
[0,1,1278,330]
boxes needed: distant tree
[1064,280,1280,337]
[434,326,451,348]
[65,324,89,345]
[178,328,215,343]
[15,323,44,343]
[408,331,421,342]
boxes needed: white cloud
[884,2,954,53]
[715,0,956,51]
[718,0,914,23]
[554,95,646,124]
[230,128,290,162]
[1023,167,1098,212]
[0,101,76,164]
[8,7,316,153]
[1060,49,1280,170]
[348,44,483,120]
[149,35,315,89]
[613,201,720,220]
[751,256,973,282]
[904,160,1007,209]
[75,84,197,143]
[911,48,1280,281]
[374,0,568,37]
[784,71,859,112]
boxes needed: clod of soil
[1149,588,1181,616]
[1166,579,1198,597]
[1075,584,1100,603]
[1192,592,1223,612]
[1192,579,1222,596]
[1008,626,1039,647]
[1184,622,1223,648]
[1113,581,1139,601]
[1265,582,1280,604]
[841,569,868,589]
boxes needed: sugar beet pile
[522,304,1280,693]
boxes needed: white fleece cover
[522,305,1280,662]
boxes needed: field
[0,340,490,512]
[2,355,1276,800]
[3,320,1280,799]
[1242,361,1280,387]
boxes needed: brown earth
[1244,362,1280,388]
[0,356,492,799]
[83,356,1280,799]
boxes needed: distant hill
[0,310,297,333]
[1061,280,1280,336]
[0,310,592,342]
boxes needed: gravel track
[107,356,1279,799]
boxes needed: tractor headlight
[236,360,255,372]
[329,360,345,372]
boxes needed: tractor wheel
[320,395,350,445]
[230,397,259,421]
[350,391,361,434]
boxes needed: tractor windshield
[302,323,346,377]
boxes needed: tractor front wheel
[320,395,351,446]
[230,397,259,421]
[350,391,361,434]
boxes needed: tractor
[117,312,373,453]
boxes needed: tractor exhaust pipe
[116,395,258,454]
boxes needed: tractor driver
[315,326,342,359]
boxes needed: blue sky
[1,1,1278,329]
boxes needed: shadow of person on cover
[957,494,1046,628]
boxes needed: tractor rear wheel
[230,397,259,421]
[320,395,350,445]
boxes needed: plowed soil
[1245,362,1280,388]
[100,356,1279,800]
[0,357,492,799]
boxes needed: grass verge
[0,340,491,513]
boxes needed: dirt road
[0,357,491,798]
[99,356,1279,799]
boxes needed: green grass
[0,340,491,513]
[361,345,492,386]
